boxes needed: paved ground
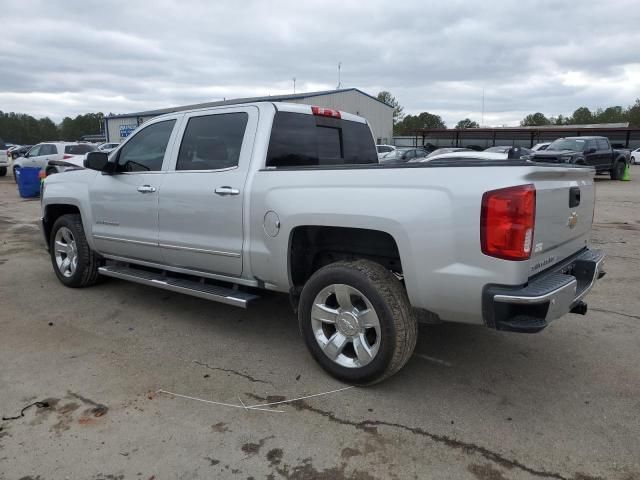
[1,167,639,480]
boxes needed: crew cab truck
[40,102,605,384]
[532,136,628,180]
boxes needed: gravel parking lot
[1,168,639,480]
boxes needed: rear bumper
[483,248,605,333]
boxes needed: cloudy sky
[1,0,639,126]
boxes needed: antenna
[337,62,342,89]
[293,77,296,94]
[481,87,485,127]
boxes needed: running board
[98,264,259,308]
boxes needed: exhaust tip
[570,301,588,316]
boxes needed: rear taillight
[63,154,73,159]
[311,106,341,119]
[481,184,536,261]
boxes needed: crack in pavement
[193,360,271,385]
[590,308,640,320]
[246,394,602,480]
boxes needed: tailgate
[527,167,595,277]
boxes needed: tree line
[377,91,640,135]
[0,111,106,145]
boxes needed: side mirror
[586,147,597,154]
[84,151,110,171]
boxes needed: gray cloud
[0,0,638,125]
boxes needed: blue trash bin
[16,167,42,198]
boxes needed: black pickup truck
[532,136,628,180]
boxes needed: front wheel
[0,167,6,177]
[298,260,417,384]
[631,156,636,165]
[12,166,19,183]
[49,214,101,287]
[610,160,625,180]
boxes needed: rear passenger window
[40,144,57,155]
[266,112,378,167]
[116,120,176,172]
[596,138,610,150]
[176,113,248,171]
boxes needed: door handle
[137,185,156,193]
[214,186,240,196]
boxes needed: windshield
[548,138,587,152]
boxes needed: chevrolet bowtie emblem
[568,212,578,229]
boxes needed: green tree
[377,91,404,125]
[594,106,625,124]
[569,107,593,124]
[626,99,640,127]
[520,112,551,126]
[455,118,479,129]
[394,112,446,135]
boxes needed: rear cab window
[596,138,610,151]
[65,144,96,155]
[266,111,378,168]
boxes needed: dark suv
[532,136,628,180]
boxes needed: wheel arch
[288,225,403,293]
[42,204,81,244]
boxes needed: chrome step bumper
[98,264,259,308]
[483,248,605,333]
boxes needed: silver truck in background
[40,102,605,384]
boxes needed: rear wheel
[0,167,6,177]
[631,156,636,165]
[298,260,417,384]
[610,160,625,180]
[50,214,101,287]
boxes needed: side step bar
[98,264,259,308]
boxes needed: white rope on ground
[156,389,285,413]
[243,385,355,409]
[413,353,452,367]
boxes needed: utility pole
[293,77,296,94]
[337,62,342,89]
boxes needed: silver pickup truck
[40,102,605,384]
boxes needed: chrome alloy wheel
[311,284,381,368]
[54,226,78,278]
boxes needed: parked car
[531,142,551,151]
[9,145,33,159]
[484,146,532,159]
[12,142,97,181]
[41,102,605,384]
[424,147,472,158]
[630,147,640,165]
[531,136,628,179]
[0,139,8,177]
[376,144,395,159]
[421,149,526,162]
[98,142,120,153]
[380,147,428,163]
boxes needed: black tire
[631,156,636,165]
[0,167,6,177]
[49,214,101,288]
[610,160,625,180]
[45,167,57,177]
[298,260,417,385]
[12,166,19,183]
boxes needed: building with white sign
[104,88,393,145]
